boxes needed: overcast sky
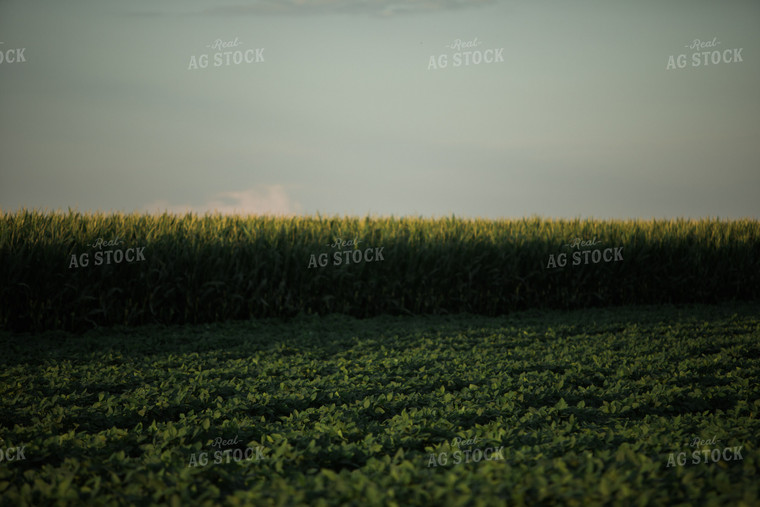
[1,0,758,219]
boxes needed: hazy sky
[1,0,759,218]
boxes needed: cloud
[124,0,495,19]
[200,0,496,17]
[144,185,303,216]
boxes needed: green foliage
[1,211,759,331]
[0,303,758,505]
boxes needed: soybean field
[1,302,759,505]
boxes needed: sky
[1,0,759,219]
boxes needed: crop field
[2,212,759,332]
[1,302,759,506]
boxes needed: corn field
[1,210,758,332]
